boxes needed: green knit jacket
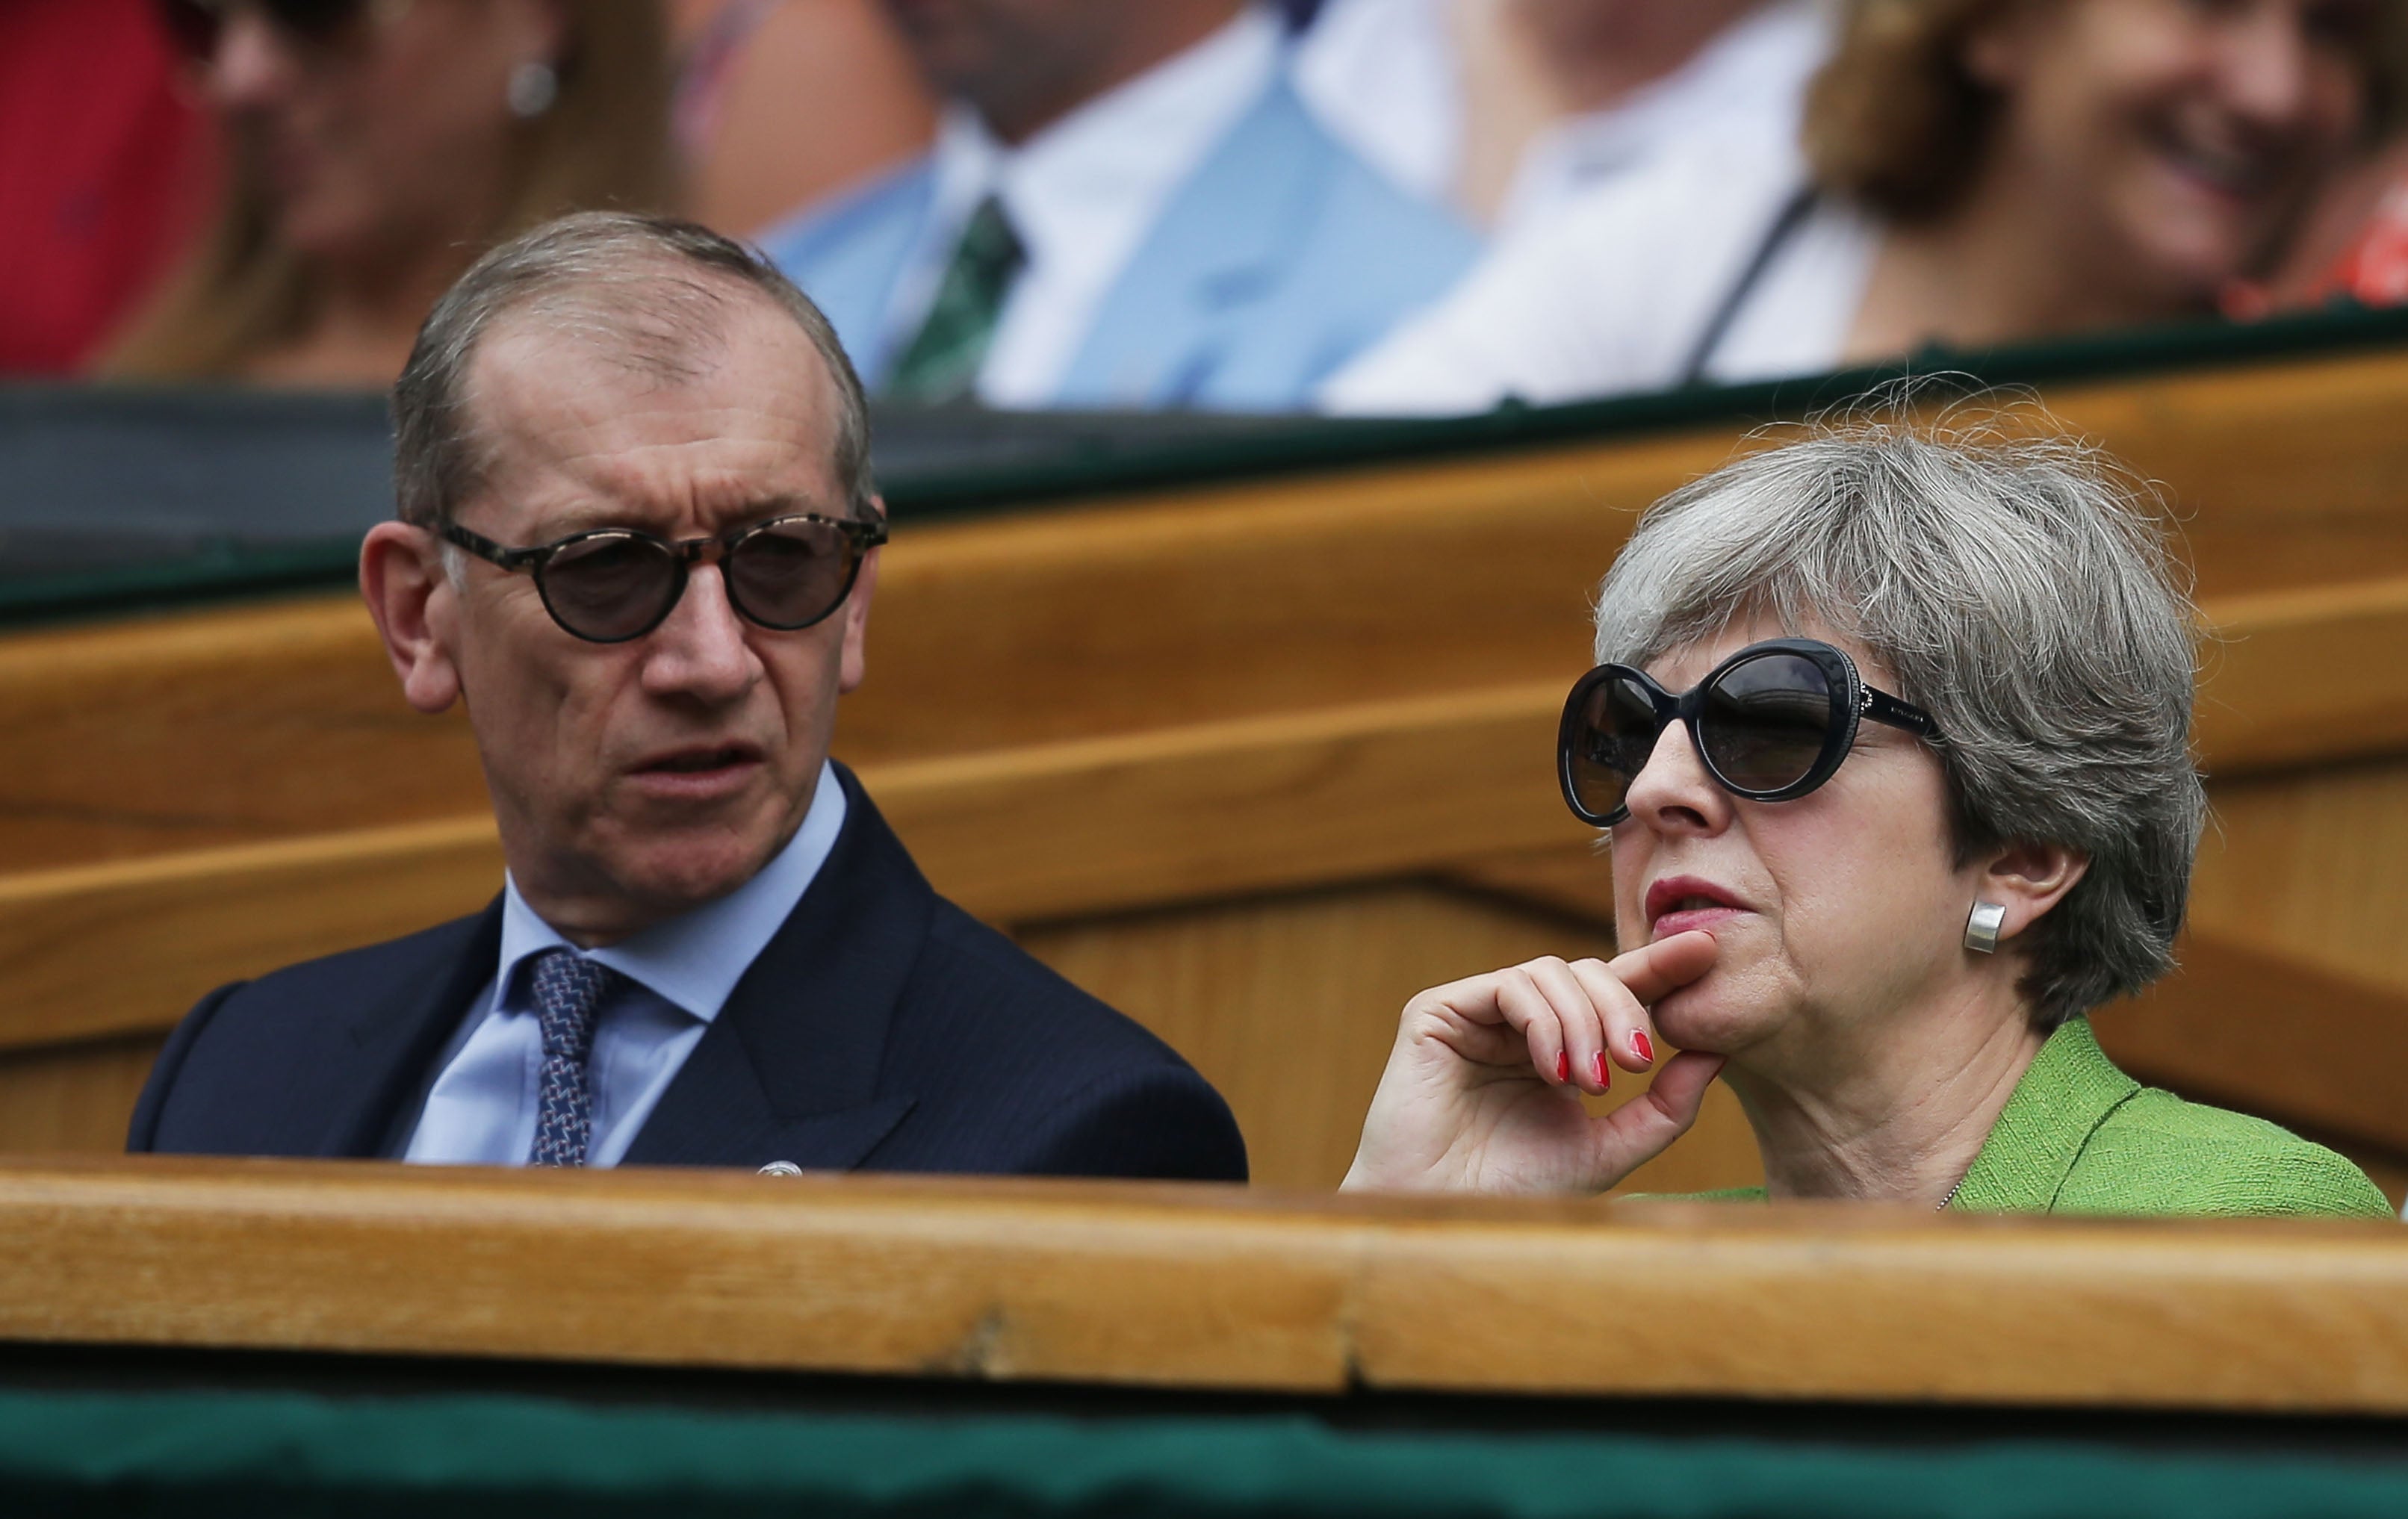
[1694,1018,2393,1218]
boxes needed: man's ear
[1978,839,2090,945]
[360,521,465,714]
[836,504,882,695]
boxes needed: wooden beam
[2095,931,2408,1156]
[4,1157,2407,1412]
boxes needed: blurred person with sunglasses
[130,213,1247,1183]
[1341,417,2389,1217]
[100,0,675,385]
[1324,0,2408,414]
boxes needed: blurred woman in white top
[1321,0,2407,415]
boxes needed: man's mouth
[629,743,767,797]
[644,745,757,774]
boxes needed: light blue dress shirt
[401,762,848,1168]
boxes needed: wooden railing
[6,346,2408,1195]
[2,1157,2404,1413]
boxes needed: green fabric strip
[4,1388,2408,1517]
[1952,1019,2138,1214]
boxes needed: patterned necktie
[884,193,1026,405]
[528,948,618,1168]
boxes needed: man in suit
[129,212,1247,1182]
[757,0,1479,411]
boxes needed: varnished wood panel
[1018,881,1760,1196]
[4,1157,2407,1411]
[0,1036,161,1156]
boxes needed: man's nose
[1619,718,1729,833]
[639,565,760,704]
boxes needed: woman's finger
[1603,930,1718,1004]
[1487,964,1576,1088]
[1586,1049,1728,1181]
[1520,956,1613,1094]
[1565,956,1660,1075]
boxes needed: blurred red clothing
[2315,173,2408,308]
[0,0,217,373]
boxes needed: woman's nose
[1619,719,1729,833]
[205,10,300,113]
[2211,4,2329,135]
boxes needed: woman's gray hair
[1592,411,2205,1028]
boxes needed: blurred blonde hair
[105,0,677,379]
[1803,0,2408,223]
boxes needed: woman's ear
[360,521,464,714]
[1978,839,2090,945]
[1960,0,2044,91]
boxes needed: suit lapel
[621,764,928,1170]
[1057,78,1321,407]
[319,901,504,1159]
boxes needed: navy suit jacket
[128,765,1247,1181]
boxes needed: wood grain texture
[3,1156,2407,1411]
[0,1036,163,1156]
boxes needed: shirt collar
[1950,1017,2142,1213]
[926,7,1282,276]
[492,760,849,1025]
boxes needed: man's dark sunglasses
[155,0,373,57]
[1558,637,1942,827]
[441,512,888,645]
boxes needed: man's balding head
[392,211,874,533]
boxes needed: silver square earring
[1964,901,2008,954]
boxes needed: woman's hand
[1341,931,1725,1195]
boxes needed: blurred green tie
[884,195,1026,405]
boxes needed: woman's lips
[1645,877,1746,942]
[1651,904,1743,941]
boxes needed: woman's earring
[508,60,559,119]
[1964,901,2008,954]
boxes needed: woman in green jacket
[1343,415,2389,1219]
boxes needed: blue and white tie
[528,948,618,1167]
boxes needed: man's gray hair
[392,211,874,529]
[1592,411,2205,1028]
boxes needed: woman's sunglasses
[155,0,381,58]
[441,512,888,645]
[1557,637,1942,827]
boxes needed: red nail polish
[1554,1050,1570,1083]
[1592,1052,1611,1090]
[1630,1031,1655,1065]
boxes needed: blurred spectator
[104,0,674,386]
[2243,130,2408,308]
[1296,0,1831,229]
[1324,0,2404,415]
[671,0,937,235]
[759,0,1479,411]
[0,0,217,374]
